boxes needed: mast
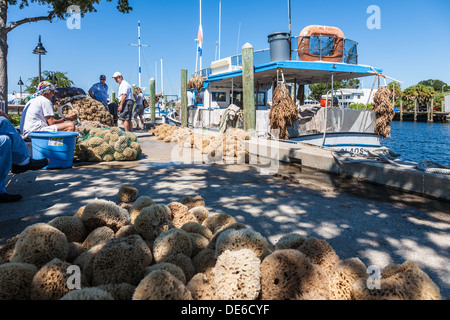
[130,20,149,88]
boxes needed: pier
[394,111,450,123]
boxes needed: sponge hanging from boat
[373,86,395,138]
[269,82,299,140]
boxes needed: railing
[193,37,358,78]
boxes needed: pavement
[1,129,449,299]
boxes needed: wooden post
[242,42,255,131]
[400,99,403,121]
[430,98,434,122]
[181,69,188,127]
[414,99,417,122]
[149,78,155,122]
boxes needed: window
[256,92,266,106]
[196,91,204,105]
[212,91,226,102]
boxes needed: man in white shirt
[20,81,76,139]
[113,72,134,132]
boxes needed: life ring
[297,25,345,62]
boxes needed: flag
[197,24,203,56]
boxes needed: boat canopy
[203,60,383,90]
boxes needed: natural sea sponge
[97,283,136,300]
[115,224,138,239]
[152,228,192,263]
[215,228,271,260]
[134,204,174,243]
[0,262,38,300]
[47,216,87,243]
[192,249,216,280]
[82,226,115,249]
[188,206,209,224]
[129,196,156,223]
[274,233,306,251]
[0,235,18,264]
[91,235,153,286]
[186,273,216,300]
[60,287,114,300]
[133,269,192,300]
[81,199,131,232]
[72,242,107,285]
[180,195,205,210]
[202,213,236,233]
[30,258,88,300]
[167,202,198,228]
[146,262,186,284]
[298,237,339,275]
[162,253,196,282]
[117,184,139,203]
[188,233,209,257]
[260,249,330,300]
[329,258,367,300]
[67,242,85,262]
[206,222,248,250]
[11,223,69,268]
[181,222,213,240]
[211,249,261,300]
[352,261,441,300]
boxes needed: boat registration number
[339,147,367,154]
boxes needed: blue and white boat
[188,25,394,155]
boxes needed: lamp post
[17,77,24,100]
[32,35,47,83]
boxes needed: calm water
[381,121,450,165]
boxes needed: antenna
[218,0,221,60]
[236,22,241,55]
[130,20,149,88]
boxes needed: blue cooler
[29,131,79,169]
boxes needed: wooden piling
[242,42,255,131]
[149,78,155,122]
[181,69,188,127]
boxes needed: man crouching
[20,81,77,139]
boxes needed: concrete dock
[0,131,449,299]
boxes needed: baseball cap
[100,74,106,80]
[112,72,122,78]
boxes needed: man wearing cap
[20,81,77,140]
[88,75,109,107]
[112,72,134,132]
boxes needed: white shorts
[39,125,58,132]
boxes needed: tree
[25,71,74,94]
[0,0,132,112]
[402,84,436,111]
[418,79,449,93]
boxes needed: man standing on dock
[113,72,134,132]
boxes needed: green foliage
[418,79,449,93]
[348,103,373,110]
[6,0,132,19]
[25,71,74,94]
[8,114,21,127]
[402,84,435,103]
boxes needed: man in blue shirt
[88,75,109,107]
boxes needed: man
[133,87,145,130]
[112,72,134,132]
[20,81,77,139]
[88,74,109,107]
[0,110,49,203]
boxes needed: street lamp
[17,77,24,100]
[32,35,47,83]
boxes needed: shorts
[39,125,58,132]
[133,105,144,117]
[118,100,134,121]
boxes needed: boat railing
[193,37,358,78]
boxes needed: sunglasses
[100,78,106,80]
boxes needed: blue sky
[6,0,450,98]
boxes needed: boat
[187,25,396,155]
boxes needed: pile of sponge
[0,186,441,300]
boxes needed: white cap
[112,72,122,78]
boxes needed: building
[333,88,375,108]
[445,94,450,113]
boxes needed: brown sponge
[0,262,38,300]
[48,216,88,243]
[215,228,271,260]
[180,195,205,209]
[298,237,339,275]
[152,228,193,263]
[134,204,174,243]
[133,269,192,300]
[91,235,153,286]
[117,184,139,203]
[329,257,368,300]
[129,196,155,223]
[81,199,131,232]
[202,213,236,233]
[186,273,216,300]
[146,262,186,284]
[11,223,69,268]
[274,233,306,250]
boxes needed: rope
[332,147,450,175]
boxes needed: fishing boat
[188,25,397,155]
